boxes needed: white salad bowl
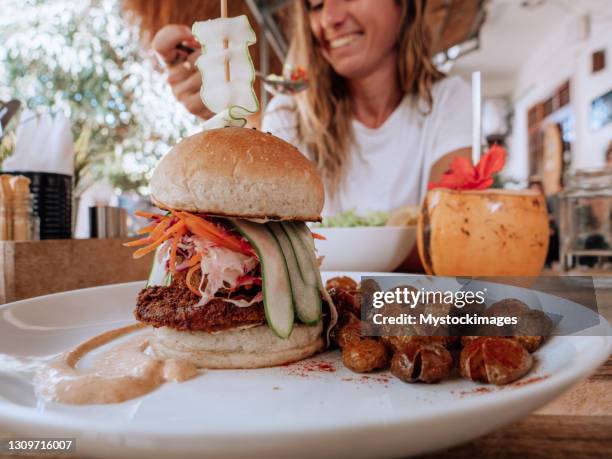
[313,226,416,272]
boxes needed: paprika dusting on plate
[282,359,336,377]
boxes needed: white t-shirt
[261,76,472,217]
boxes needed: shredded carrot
[149,218,172,240]
[185,253,202,268]
[123,237,155,247]
[134,210,163,219]
[311,232,326,240]
[123,218,172,248]
[132,221,186,259]
[132,241,164,259]
[136,222,157,235]
[174,211,248,253]
[185,264,202,296]
[184,218,229,248]
[127,211,251,276]
[162,220,185,238]
[172,210,188,221]
[183,214,249,254]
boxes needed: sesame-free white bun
[150,127,324,221]
[151,322,324,369]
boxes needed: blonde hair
[285,0,443,195]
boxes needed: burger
[126,127,335,369]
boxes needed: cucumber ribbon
[192,15,260,129]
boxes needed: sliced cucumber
[282,223,318,287]
[147,245,172,287]
[202,106,253,130]
[192,15,259,116]
[290,222,338,342]
[268,222,321,325]
[290,222,317,255]
[230,219,294,338]
[289,222,322,285]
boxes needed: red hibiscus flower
[428,145,507,190]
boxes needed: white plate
[314,227,416,271]
[0,273,610,459]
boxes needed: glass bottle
[560,167,612,271]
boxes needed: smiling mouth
[328,33,363,50]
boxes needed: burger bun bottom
[151,322,324,369]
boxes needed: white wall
[573,20,612,168]
[508,14,612,182]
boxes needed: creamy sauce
[34,323,198,405]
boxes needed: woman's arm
[429,147,472,184]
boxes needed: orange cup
[417,189,549,276]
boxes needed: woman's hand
[152,24,212,119]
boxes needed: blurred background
[0,0,610,301]
[443,0,612,188]
[0,0,610,247]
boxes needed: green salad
[314,209,389,228]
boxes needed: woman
[152,0,472,216]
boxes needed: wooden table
[423,354,612,458]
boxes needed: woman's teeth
[329,34,361,49]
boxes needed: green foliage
[0,0,200,195]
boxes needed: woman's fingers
[172,71,202,102]
[152,24,200,66]
[167,63,191,85]
[166,61,193,85]
[166,50,202,84]
[182,93,213,118]
[152,25,208,118]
